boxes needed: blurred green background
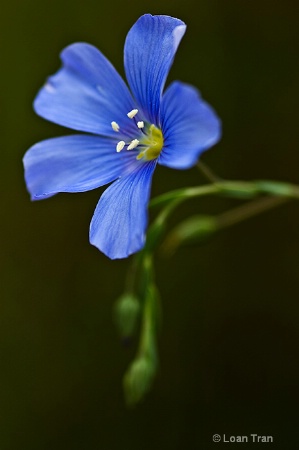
[1,0,299,448]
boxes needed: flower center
[137,124,164,161]
[111,110,164,162]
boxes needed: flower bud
[162,215,218,254]
[123,356,155,406]
[114,293,140,338]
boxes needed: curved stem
[150,179,298,209]
[147,178,299,257]
[150,184,220,208]
[197,160,222,183]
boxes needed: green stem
[146,179,298,257]
[150,179,298,209]
[138,283,158,365]
[150,184,220,208]
[197,160,222,183]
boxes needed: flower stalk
[119,168,298,405]
[122,254,160,406]
[150,178,298,209]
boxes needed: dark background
[1,0,299,448]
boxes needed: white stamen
[137,121,144,129]
[116,141,125,152]
[127,139,139,150]
[111,121,120,132]
[127,109,138,119]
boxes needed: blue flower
[23,14,221,259]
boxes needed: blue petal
[159,82,221,169]
[34,43,137,138]
[89,161,156,259]
[23,135,135,199]
[124,15,186,125]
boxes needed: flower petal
[23,135,134,199]
[124,14,186,125]
[159,81,221,169]
[34,43,137,138]
[89,161,156,259]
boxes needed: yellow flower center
[111,110,164,162]
[137,124,164,161]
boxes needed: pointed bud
[162,215,218,254]
[123,356,155,406]
[114,294,140,338]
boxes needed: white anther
[137,121,144,129]
[127,109,138,119]
[111,121,120,132]
[116,141,125,152]
[127,139,140,150]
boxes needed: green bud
[123,356,155,406]
[162,215,218,254]
[114,294,140,338]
